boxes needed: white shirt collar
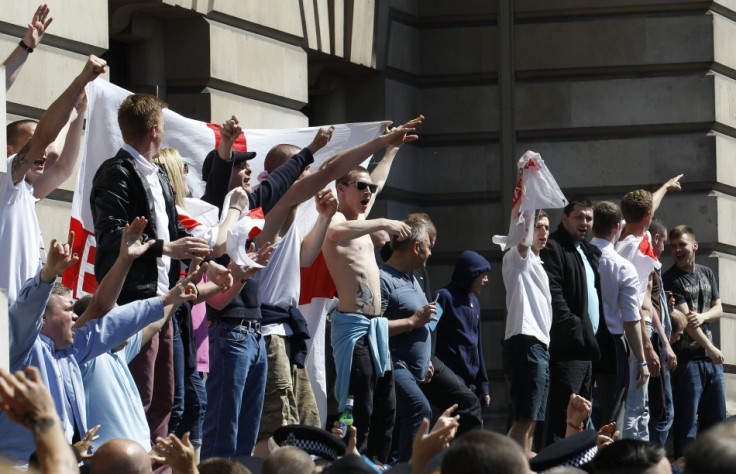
[122,143,156,175]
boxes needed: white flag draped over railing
[492,150,567,251]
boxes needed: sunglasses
[344,180,378,193]
[183,163,189,174]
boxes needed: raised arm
[217,115,242,161]
[11,55,105,185]
[270,116,423,212]
[74,217,155,327]
[4,4,53,91]
[32,93,87,199]
[299,188,337,267]
[651,174,682,216]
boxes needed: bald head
[262,446,315,474]
[264,144,301,174]
[91,439,152,474]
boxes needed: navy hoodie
[434,250,491,397]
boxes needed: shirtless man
[253,118,421,457]
[322,117,423,463]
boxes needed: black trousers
[421,355,483,435]
[349,336,396,463]
[595,334,629,429]
[545,359,592,446]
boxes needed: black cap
[529,429,598,471]
[273,424,346,462]
[201,150,256,181]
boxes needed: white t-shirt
[258,221,302,337]
[0,155,43,304]
[126,144,171,296]
[616,232,661,321]
[591,237,641,335]
[502,245,552,345]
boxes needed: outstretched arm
[74,217,155,327]
[10,55,105,185]
[4,4,53,91]
[267,116,424,213]
[651,174,682,216]
[326,213,411,243]
[364,138,406,216]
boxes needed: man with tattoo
[0,231,197,465]
[322,118,422,463]
[0,55,106,304]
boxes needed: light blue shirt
[575,242,600,335]
[0,270,163,464]
[80,331,152,451]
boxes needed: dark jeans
[169,317,207,446]
[350,336,396,464]
[421,355,482,435]
[595,334,629,429]
[672,358,726,457]
[545,359,592,446]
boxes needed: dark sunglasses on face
[344,180,378,193]
[183,163,189,174]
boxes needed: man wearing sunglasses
[322,117,424,463]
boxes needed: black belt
[218,318,261,331]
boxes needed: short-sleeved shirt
[662,263,719,360]
[380,264,431,382]
[0,155,43,304]
[591,238,640,335]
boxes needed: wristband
[19,40,33,53]
[229,206,242,213]
[638,361,648,367]
[567,420,583,431]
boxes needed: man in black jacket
[539,197,604,445]
[90,93,212,445]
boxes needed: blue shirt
[80,331,152,451]
[1,271,164,464]
[576,242,600,335]
[380,264,431,382]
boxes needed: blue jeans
[169,314,207,446]
[202,321,267,458]
[672,358,726,457]
[170,316,185,435]
[391,364,431,463]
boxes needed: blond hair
[155,148,187,208]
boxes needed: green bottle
[338,395,354,438]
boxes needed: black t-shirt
[662,263,719,360]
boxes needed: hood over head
[449,250,491,292]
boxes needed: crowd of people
[1,4,735,474]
